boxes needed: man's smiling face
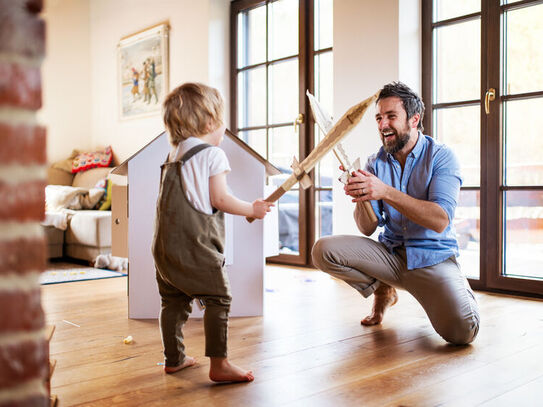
[375,96,413,155]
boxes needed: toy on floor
[94,253,128,272]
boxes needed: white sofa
[45,166,112,262]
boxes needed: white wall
[332,0,421,235]
[41,0,92,163]
[41,0,420,239]
[42,0,230,164]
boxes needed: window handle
[485,88,496,115]
[293,113,304,132]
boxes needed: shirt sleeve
[364,154,386,227]
[208,147,231,177]
[428,146,463,223]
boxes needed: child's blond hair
[163,82,224,145]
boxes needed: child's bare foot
[164,356,197,374]
[361,284,398,326]
[209,357,254,383]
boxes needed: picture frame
[118,22,169,120]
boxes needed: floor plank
[41,265,543,406]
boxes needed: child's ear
[205,120,214,133]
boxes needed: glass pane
[314,51,334,188]
[504,98,543,186]
[268,0,298,60]
[434,105,480,187]
[504,3,543,95]
[269,59,299,124]
[237,6,267,68]
[454,189,480,279]
[314,52,333,119]
[278,190,300,254]
[504,190,543,279]
[315,0,333,50]
[314,125,335,188]
[434,0,480,22]
[435,19,480,103]
[238,129,267,159]
[237,67,266,129]
[269,125,298,170]
[317,189,333,240]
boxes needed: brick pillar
[0,0,49,406]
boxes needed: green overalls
[152,143,231,367]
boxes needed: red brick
[0,0,45,58]
[0,289,44,333]
[0,180,45,222]
[0,62,42,110]
[0,338,49,388]
[0,124,46,165]
[0,238,46,276]
[0,395,48,407]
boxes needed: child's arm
[210,172,274,219]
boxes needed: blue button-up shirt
[365,132,462,270]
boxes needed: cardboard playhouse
[110,131,280,319]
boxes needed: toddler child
[152,82,273,383]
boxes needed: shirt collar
[409,131,425,159]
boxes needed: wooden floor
[42,265,543,406]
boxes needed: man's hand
[345,169,389,202]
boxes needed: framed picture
[118,22,169,120]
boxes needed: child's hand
[251,199,274,219]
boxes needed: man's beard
[382,129,410,154]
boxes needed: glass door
[231,0,334,266]
[490,0,543,293]
[424,0,543,296]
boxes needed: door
[423,0,543,296]
[231,0,334,266]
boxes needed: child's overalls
[152,143,231,367]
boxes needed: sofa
[45,166,113,262]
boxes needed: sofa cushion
[72,167,112,189]
[51,149,80,173]
[65,210,111,247]
[72,146,112,173]
[47,167,75,186]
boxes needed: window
[423,0,543,296]
[231,0,333,266]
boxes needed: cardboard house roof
[111,129,282,177]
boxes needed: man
[312,82,479,345]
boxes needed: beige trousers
[312,235,480,345]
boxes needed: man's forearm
[383,186,449,233]
[354,202,378,236]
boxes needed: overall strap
[179,143,213,165]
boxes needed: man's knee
[438,316,480,345]
[311,236,336,271]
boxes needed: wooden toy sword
[306,91,378,223]
[247,90,380,223]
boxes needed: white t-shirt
[169,137,231,214]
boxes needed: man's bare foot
[164,356,197,374]
[361,284,398,326]
[209,357,254,383]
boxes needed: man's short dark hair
[377,82,425,132]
